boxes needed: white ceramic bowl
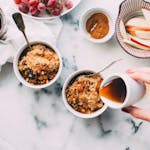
[80,8,115,43]
[11,0,82,20]
[13,41,62,89]
[116,0,150,58]
[62,70,108,118]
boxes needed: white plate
[11,0,82,20]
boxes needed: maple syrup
[100,78,127,103]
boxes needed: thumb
[126,70,150,84]
[122,106,150,122]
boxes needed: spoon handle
[22,31,31,49]
[12,12,31,49]
[86,58,123,77]
[97,58,123,74]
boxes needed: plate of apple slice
[12,0,81,20]
[116,0,150,58]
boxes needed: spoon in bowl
[12,12,31,49]
[83,58,123,78]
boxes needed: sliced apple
[129,35,150,48]
[142,9,150,26]
[124,34,150,50]
[126,26,150,31]
[126,26,136,36]
[131,38,150,48]
[123,39,150,50]
[135,30,150,40]
[126,27,150,39]
[120,20,129,39]
[123,12,150,48]
[126,17,150,28]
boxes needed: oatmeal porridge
[18,44,60,85]
[65,75,104,114]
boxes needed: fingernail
[122,107,131,113]
[126,69,134,74]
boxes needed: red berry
[29,6,36,12]
[49,2,63,16]
[21,0,29,5]
[37,3,46,11]
[19,2,29,13]
[51,8,61,16]
[43,0,48,5]
[30,7,40,16]
[47,0,56,8]
[29,0,39,7]
[65,0,73,9]
[14,0,21,4]
[55,3,63,12]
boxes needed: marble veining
[0,0,150,150]
[126,118,143,134]
[34,115,48,130]
[61,14,79,31]
[125,147,130,150]
[97,117,112,137]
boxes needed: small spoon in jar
[12,12,31,49]
[83,58,123,78]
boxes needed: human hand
[122,106,150,122]
[122,68,150,122]
[126,67,150,84]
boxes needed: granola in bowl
[18,44,60,85]
[13,41,62,89]
[65,74,104,114]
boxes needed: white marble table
[0,0,150,150]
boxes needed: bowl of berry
[12,0,82,19]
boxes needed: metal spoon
[83,58,123,78]
[12,12,31,49]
